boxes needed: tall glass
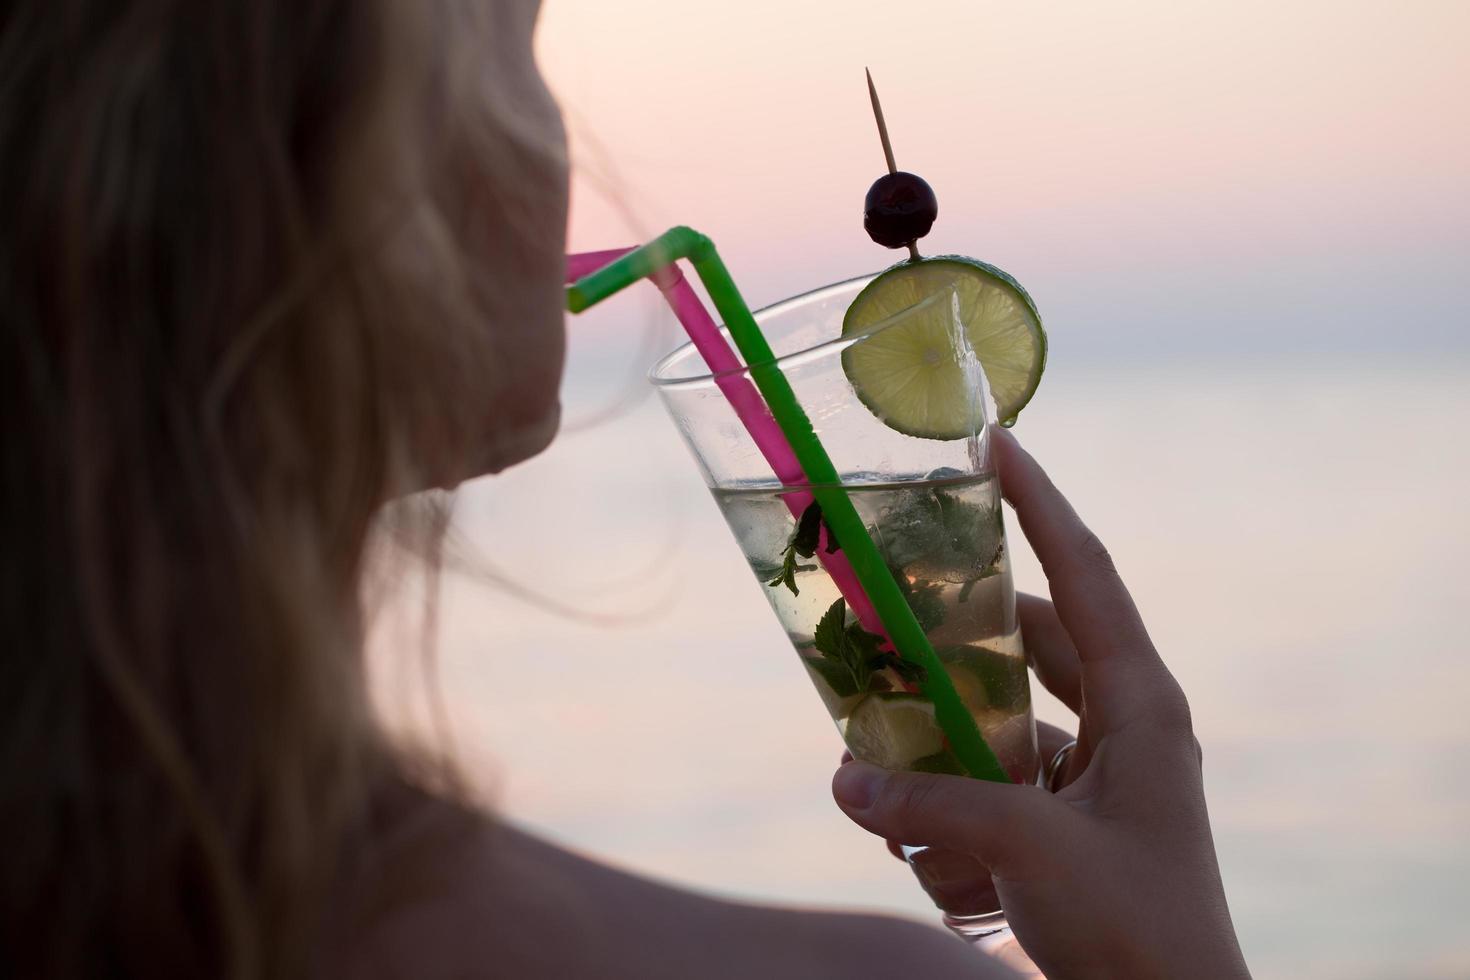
[650,274,1042,959]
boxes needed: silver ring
[1045,739,1079,792]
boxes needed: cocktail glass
[649,274,1041,955]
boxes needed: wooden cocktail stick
[865,69,921,261]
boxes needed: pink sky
[540,0,1468,306]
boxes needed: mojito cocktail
[714,471,1034,782]
[652,275,1041,788]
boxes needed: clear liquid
[712,473,1039,784]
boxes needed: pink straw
[565,250,890,641]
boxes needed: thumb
[832,761,1059,869]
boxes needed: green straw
[569,227,1008,783]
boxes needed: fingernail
[833,761,884,810]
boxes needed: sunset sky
[540,0,1469,360]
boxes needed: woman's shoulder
[326,793,1005,979]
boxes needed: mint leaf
[766,559,817,594]
[805,655,861,699]
[812,598,931,693]
[767,501,833,597]
[805,654,861,699]
[889,563,948,632]
[956,561,1000,603]
[792,500,824,558]
[866,649,928,685]
[766,554,800,595]
[935,490,1004,577]
[844,621,885,662]
[810,598,928,694]
[840,621,887,694]
[955,512,1004,602]
[811,598,880,695]
[813,598,848,658]
[794,499,842,555]
[890,656,928,685]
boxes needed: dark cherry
[863,171,938,249]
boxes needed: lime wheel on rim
[841,256,1046,438]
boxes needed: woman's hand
[831,428,1251,980]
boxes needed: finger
[1019,593,1081,714]
[850,750,911,860]
[883,726,1069,858]
[993,428,1185,734]
[879,725,1071,854]
[1020,596,1098,779]
[832,761,1057,871]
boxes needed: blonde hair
[0,2,558,975]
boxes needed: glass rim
[646,272,954,390]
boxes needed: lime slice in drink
[842,257,1046,435]
[910,749,968,776]
[943,663,990,715]
[844,693,946,769]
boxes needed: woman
[0,1,1250,976]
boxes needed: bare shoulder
[328,797,1011,980]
